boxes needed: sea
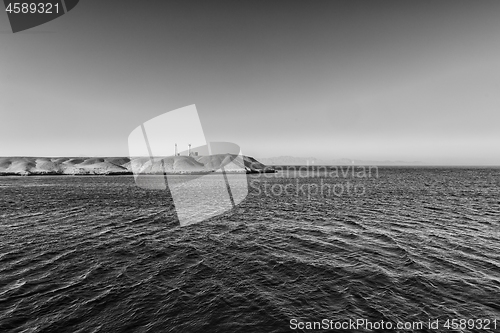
[0,167,499,333]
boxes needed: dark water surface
[1,168,499,332]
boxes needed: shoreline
[0,155,277,176]
[0,169,278,177]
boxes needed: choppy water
[0,167,499,332]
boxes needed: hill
[0,155,275,176]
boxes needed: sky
[1,0,499,165]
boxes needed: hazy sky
[1,0,499,164]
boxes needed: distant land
[257,156,423,166]
[0,155,275,176]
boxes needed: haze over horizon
[1,0,499,165]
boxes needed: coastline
[0,156,277,176]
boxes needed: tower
[174,143,177,156]
[188,144,191,156]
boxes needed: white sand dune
[0,155,275,176]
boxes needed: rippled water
[0,167,499,332]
